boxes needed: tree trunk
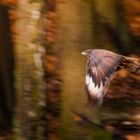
[14,1,46,140]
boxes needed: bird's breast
[85,74,104,98]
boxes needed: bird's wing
[87,51,124,92]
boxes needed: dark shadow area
[0,4,15,132]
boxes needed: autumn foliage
[122,0,140,37]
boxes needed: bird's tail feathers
[87,95,103,107]
[126,57,140,73]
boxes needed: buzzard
[81,49,140,105]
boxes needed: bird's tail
[125,57,140,73]
[87,95,103,107]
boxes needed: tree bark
[14,1,46,140]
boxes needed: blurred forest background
[0,0,140,140]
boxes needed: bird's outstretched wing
[87,51,124,87]
[85,50,124,104]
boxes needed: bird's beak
[81,51,87,56]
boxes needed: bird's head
[81,49,92,58]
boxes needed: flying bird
[81,49,140,105]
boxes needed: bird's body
[81,49,140,105]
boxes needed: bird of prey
[81,49,140,105]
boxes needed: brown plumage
[81,49,140,105]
